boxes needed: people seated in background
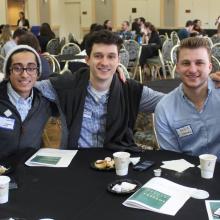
[0,45,67,158]
[191,19,206,36]
[17,11,30,30]
[103,20,112,31]
[117,21,133,40]
[36,30,164,151]
[37,23,55,53]
[139,22,162,67]
[17,32,52,80]
[1,28,27,57]
[155,37,220,161]
[178,20,194,40]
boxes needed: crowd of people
[0,11,220,163]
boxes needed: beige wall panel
[27,0,39,25]
[115,0,160,29]
[177,0,220,29]
[0,0,7,24]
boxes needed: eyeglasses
[10,64,39,75]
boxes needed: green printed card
[129,187,171,209]
[31,155,61,165]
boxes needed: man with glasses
[0,45,67,158]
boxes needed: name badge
[83,110,92,119]
[176,125,193,138]
[0,116,15,130]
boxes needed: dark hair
[139,17,146,23]
[0,24,5,34]
[176,37,211,62]
[143,21,157,32]
[19,12,25,18]
[6,48,40,79]
[85,30,123,57]
[17,32,41,52]
[40,23,55,39]
[185,20,193,27]
[193,19,201,25]
[103,20,112,31]
[12,28,27,39]
[123,21,130,27]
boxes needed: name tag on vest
[176,125,193,138]
[0,116,15,130]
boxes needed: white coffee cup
[199,154,217,179]
[0,175,10,204]
[113,152,130,176]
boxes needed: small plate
[107,179,142,195]
[90,161,115,171]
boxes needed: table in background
[146,78,181,93]
[0,148,219,220]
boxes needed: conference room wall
[1,0,220,39]
[177,0,220,29]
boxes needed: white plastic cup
[199,154,217,179]
[113,152,130,176]
[0,175,10,204]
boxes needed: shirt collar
[87,82,109,103]
[7,82,33,106]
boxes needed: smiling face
[85,43,119,86]
[9,51,39,98]
[176,47,212,92]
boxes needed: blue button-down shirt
[78,83,163,148]
[155,78,220,161]
[7,82,33,121]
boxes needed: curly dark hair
[85,30,123,57]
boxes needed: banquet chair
[159,34,169,47]
[46,38,61,55]
[161,38,175,77]
[42,53,61,74]
[119,48,129,68]
[211,35,220,44]
[169,44,180,79]
[151,113,160,149]
[123,40,142,80]
[145,49,167,80]
[203,36,213,48]
[211,55,220,73]
[0,55,5,73]
[61,42,81,56]
[170,31,180,46]
[118,63,130,79]
[211,42,220,61]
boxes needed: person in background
[103,20,112,31]
[0,24,12,46]
[131,18,140,36]
[155,37,220,161]
[139,22,161,67]
[0,24,5,35]
[191,19,206,36]
[118,21,133,40]
[37,23,55,53]
[17,12,30,30]
[178,20,194,40]
[1,28,27,57]
[17,32,52,80]
[0,45,67,158]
